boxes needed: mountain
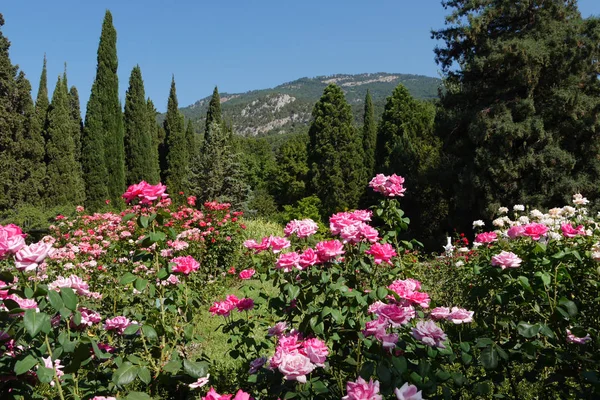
[174,72,441,137]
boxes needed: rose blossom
[170,255,200,275]
[315,240,345,262]
[301,338,329,366]
[430,307,450,320]
[566,329,592,344]
[369,174,406,197]
[284,219,318,238]
[0,224,26,258]
[491,251,522,270]
[388,279,430,308]
[561,223,586,238]
[269,236,291,253]
[277,352,316,383]
[275,252,301,272]
[507,225,525,239]
[394,382,424,400]
[411,320,447,348]
[267,322,288,337]
[376,304,415,327]
[365,243,397,265]
[239,269,256,280]
[236,298,254,312]
[90,397,117,400]
[122,181,168,204]
[248,356,267,374]
[474,231,497,244]
[299,248,320,268]
[342,377,382,400]
[14,241,54,272]
[447,307,474,324]
[203,387,233,400]
[522,223,548,240]
[189,374,210,389]
[104,316,133,335]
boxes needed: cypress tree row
[162,76,187,194]
[362,89,377,178]
[124,65,155,185]
[204,86,222,143]
[68,86,83,163]
[82,10,124,209]
[45,76,85,207]
[188,121,226,201]
[307,84,365,216]
[146,98,161,184]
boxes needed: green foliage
[124,65,157,185]
[272,133,309,207]
[280,195,323,224]
[205,86,222,141]
[375,84,447,247]
[308,84,366,216]
[146,99,161,184]
[68,85,83,163]
[163,77,188,194]
[45,76,86,207]
[362,90,377,179]
[188,121,226,201]
[432,0,600,230]
[185,119,197,165]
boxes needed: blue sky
[2,0,599,112]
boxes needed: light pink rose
[189,374,210,389]
[430,307,450,320]
[566,329,591,344]
[277,352,315,383]
[369,174,406,197]
[301,338,329,366]
[14,241,54,272]
[104,316,133,335]
[0,224,26,258]
[388,279,430,308]
[239,269,256,280]
[342,377,383,400]
[561,223,586,238]
[275,252,301,272]
[412,320,447,348]
[507,225,525,239]
[170,255,200,275]
[267,322,288,337]
[447,307,474,324]
[90,397,117,400]
[315,240,345,262]
[269,236,291,253]
[491,251,522,270]
[394,382,423,400]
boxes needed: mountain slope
[177,73,441,137]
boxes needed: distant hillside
[172,73,441,137]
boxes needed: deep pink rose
[232,390,251,400]
[369,174,406,197]
[342,377,382,400]
[315,240,345,262]
[14,241,53,272]
[301,338,329,366]
[236,298,254,312]
[522,223,548,240]
[239,269,256,280]
[171,255,200,274]
[376,304,415,327]
[561,223,586,238]
[275,252,301,272]
[203,387,233,400]
[388,279,430,308]
[507,225,525,239]
[0,224,26,258]
[299,248,320,268]
[475,231,497,243]
[365,243,397,265]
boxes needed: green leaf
[538,324,555,339]
[91,340,112,360]
[60,287,78,311]
[480,347,499,369]
[517,322,540,338]
[461,352,473,364]
[123,324,140,335]
[460,342,471,352]
[141,325,158,341]
[162,360,181,374]
[14,355,38,375]
[183,360,209,379]
[517,276,533,294]
[37,366,55,383]
[376,287,388,300]
[377,361,392,384]
[312,380,329,394]
[534,272,551,286]
[139,215,150,228]
[24,309,48,338]
[286,284,300,299]
[138,367,151,384]
[148,232,166,243]
[119,273,137,285]
[134,278,148,292]
[126,392,153,400]
[47,290,64,310]
[122,213,136,222]
[157,268,168,280]
[558,298,578,317]
[392,356,407,374]
[24,287,34,299]
[113,362,139,386]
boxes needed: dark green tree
[188,121,226,201]
[146,98,161,184]
[124,65,155,185]
[273,133,309,206]
[307,84,365,216]
[163,76,187,194]
[45,76,85,207]
[185,119,196,164]
[82,10,124,209]
[432,0,600,229]
[68,86,83,163]
[362,90,377,178]
[204,86,222,142]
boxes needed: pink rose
[394,382,423,400]
[411,320,447,348]
[203,387,233,400]
[475,231,497,244]
[507,225,525,239]
[369,174,406,197]
[239,269,256,280]
[296,219,318,238]
[90,397,117,400]
[447,307,474,324]
[232,390,251,400]
[491,251,522,270]
[269,236,291,253]
[376,304,415,327]
[275,252,301,272]
[351,209,372,222]
[522,223,548,240]
[388,279,430,308]
[171,256,200,275]
[330,212,356,235]
[301,338,329,366]
[14,241,53,272]
[187,196,197,206]
[277,352,315,383]
[236,298,254,312]
[365,243,397,265]
[104,316,133,335]
[566,329,591,344]
[342,377,382,400]
[267,322,288,337]
[430,307,450,320]
[123,181,169,204]
[0,224,26,258]
[299,248,320,268]
[315,240,345,262]
[561,223,586,238]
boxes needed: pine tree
[188,121,226,201]
[307,84,365,216]
[204,86,222,143]
[273,133,309,206]
[45,76,85,207]
[163,76,187,194]
[185,119,196,164]
[124,65,155,185]
[146,98,161,184]
[362,90,377,178]
[82,10,124,209]
[68,86,83,163]
[432,0,600,227]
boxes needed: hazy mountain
[173,72,441,137]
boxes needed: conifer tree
[163,76,187,194]
[82,10,124,209]
[188,121,226,201]
[124,65,155,184]
[45,76,85,207]
[273,133,309,206]
[185,119,196,163]
[146,98,161,184]
[204,86,222,143]
[307,84,365,216]
[362,90,377,178]
[433,0,600,227]
[68,86,83,163]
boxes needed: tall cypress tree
[45,76,85,207]
[362,90,377,178]
[163,76,187,194]
[204,86,222,143]
[68,86,83,163]
[124,65,154,185]
[188,121,226,201]
[185,119,196,163]
[307,84,365,216]
[146,98,161,184]
[82,10,124,209]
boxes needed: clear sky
[2,0,599,112]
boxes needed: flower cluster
[369,173,406,197]
[122,181,168,204]
[0,224,26,259]
[283,218,319,238]
[209,295,254,316]
[343,377,424,400]
[268,330,328,383]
